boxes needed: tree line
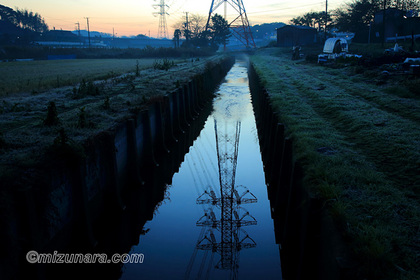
[290,0,420,34]
[172,13,231,50]
[0,4,48,33]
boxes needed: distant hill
[251,22,286,39]
[72,30,112,38]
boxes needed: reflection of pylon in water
[189,119,257,279]
[206,0,256,49]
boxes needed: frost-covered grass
[0,56,226,180]
[251,48,419,280]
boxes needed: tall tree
[333,0,380,32]
[332,0,420,33]
[0,5,48,33]
[172,13,206,40]
[208,14,231,46]
[290,11,332,31]
[173,29,181,48]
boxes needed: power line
[247,2,325,15]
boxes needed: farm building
[277,25,317,47]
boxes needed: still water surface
[120,60,282,280]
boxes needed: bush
[73,79,100,98]
[43,101,60,126]
[153,59,175,71]
[403,78,420,97]
[0,132,6,149]
[305,54,318,63]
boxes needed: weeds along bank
[0,55,235,277]
[249,48,419,280]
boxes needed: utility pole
[75,22,81,37]
[185,12,190,43]
[382,0,386,47]
[325,0,328,42]
[85,17,91,48]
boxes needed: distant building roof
[277,25,317,47]
[277,25,316,31]
[40,30,81,42]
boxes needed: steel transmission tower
[191,119,257,279]
[206,0,256,49]
[153,0,169,39]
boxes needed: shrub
[305,54,318,63]
[77,107,87,128]
[403,78,420,97]
[102,96,111,110]
[43,101,60,126]
[153,59,175,71]
[135,60,140,77]
[73,79,100,98]
[0,132,6,149]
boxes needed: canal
[119,59,282,279]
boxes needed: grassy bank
[0,55,227,184]
[250,48,419,279]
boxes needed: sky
[2,0,344,37]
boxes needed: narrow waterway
[120,60,283,280]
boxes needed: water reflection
[188,68,259,278]
[120,60,282,280]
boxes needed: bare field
[0,58,156,95]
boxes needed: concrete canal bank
[248,62,353,280]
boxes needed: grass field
[0,59,156,96]
[251,48,419,279]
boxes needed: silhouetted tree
[172,13,206,40]
[332,0,420,33]
[0,4,48,33]
[332,0,380,33]
[173,29,181,48]
[208,14,231,47]
[290,11,332,32]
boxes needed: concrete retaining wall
[248,62,346,280]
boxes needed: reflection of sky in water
[213,63,250,123]
[120,61,282,280]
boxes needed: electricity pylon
[153,0,169,39]
[206,0,256,49]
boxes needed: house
[277,25,317,47]
[33,30,84,48]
